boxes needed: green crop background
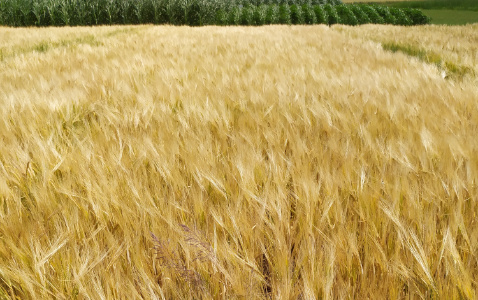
[0,0,430,27]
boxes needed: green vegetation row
[0,0,429,26]
[0,0,341,27]
[218,5,430,26]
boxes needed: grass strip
[380,0,478,11]
[0,28,141,63]
[382,41,475,80]
[422,9,478,25]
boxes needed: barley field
[0,25,477,299]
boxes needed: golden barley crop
[0,25,477,299]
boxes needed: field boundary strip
[381,41,476,81]
[0,27,143,63]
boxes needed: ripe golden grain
[0,25,477,299]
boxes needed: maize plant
[240,5,254,25]
[0,0,430,26]
[335,5,357,25]
[302,4,317,24]
[350,5,371,25]
[313,4,327,24]
[323,4,339,25]
[227,6,241,25]
[358,4,384,24]
[290,4,304,25]
[278,4,291,24]
[390,7,412,25]
[265,4,279,24]
[253,4,267,25]
[374,5,397,24]
[404,8,430,24]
